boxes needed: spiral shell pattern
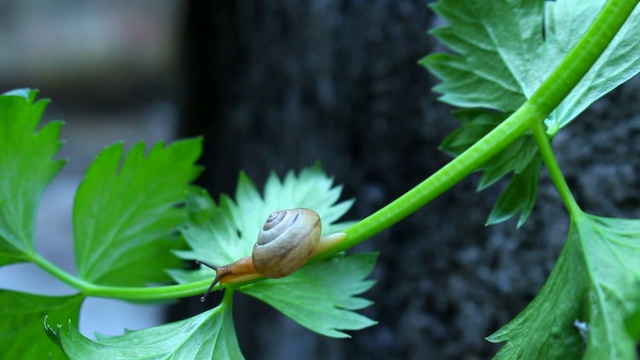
[252,208,321,278]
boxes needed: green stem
[334,104,533,253]
[83,280,210,301]
[31,253,89,290]
[221,286,235,308]
[32,253,208,301]
[530,121,581,217]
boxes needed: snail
[197,208,347,301]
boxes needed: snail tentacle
[196,260,221,302]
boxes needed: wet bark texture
[178,1,640,359]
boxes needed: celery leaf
[170,166,377,337]
[0,89,64,265]
[47,297,242,359]
[73,138,202,286]
[0,290,83,359]
[488,214,640,359]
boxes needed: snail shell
[252,208,321,278]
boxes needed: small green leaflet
[241,253,378,338]
[0,89,65,266]
[46,295,242,359]
[0,290,83,359]
[422,0,541,111]
[421,0,640,225]
[73,138,202,286]
[487,213,640,359]
[486,154,542,227]
[171,166,377,338]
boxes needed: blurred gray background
[1,1,638,359]
[0,0,179,339]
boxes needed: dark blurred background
[1,1,639,359]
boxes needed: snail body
[197,208,346,301]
